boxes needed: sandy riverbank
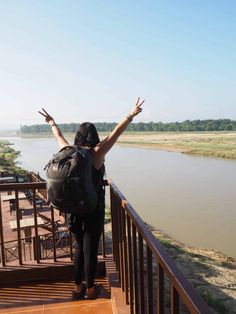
[150,226,236,313]
[115,131,236,160]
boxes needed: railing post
[127,214,134,314]
[69,230,73,261]
[50,205,57,262]
[102,185,106,258]
[113,195,120,271]
[117,199,124,290]
[112,191,120,272]
[132,223,139,314]
[33,189,40,263]
[171,284,179,314]
[110,189,117,264]
[102,224,106,258]
[158,262,165,314]
[147,246,153,314]
[138,233,145,314]
[15,190,23,265]
[0,196,6,266]
[121,203,129,305]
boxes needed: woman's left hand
[129,97,145,118]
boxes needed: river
[1,136,236,259]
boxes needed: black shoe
[72,283,86,300]
[84,284,100,300]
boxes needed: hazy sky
[0,0,235,130]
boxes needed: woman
[39,97,144,299]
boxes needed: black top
[92,164,105,202]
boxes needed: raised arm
[38,108,69,149]
[93,97,144,168]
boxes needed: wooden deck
[0,189,128,314]
[0,255,129,314]
[0,278,113,314]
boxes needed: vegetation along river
[2,136,236,259]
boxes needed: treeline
[20,119,236,133]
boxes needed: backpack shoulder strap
[59,145,78,152]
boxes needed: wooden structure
[0,179,209,313]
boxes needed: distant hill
[19,119,236,133]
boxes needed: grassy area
[0,140,26,175]
[116,131,236,159]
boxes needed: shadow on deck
[0,279,112,314]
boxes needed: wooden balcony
[0,174,210,313]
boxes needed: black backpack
[44,145,97,215]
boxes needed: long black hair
[74,122,100,148]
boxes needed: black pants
[65,202,105,288]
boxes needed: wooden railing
[28,172,47,199]
[0,181,106,267]
[0,182,72,266]
[109,181,210,314]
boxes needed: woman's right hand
[38,108,55,124]
[38,108,68,148]
[129,97,145,118]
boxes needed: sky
[0,0,236,130]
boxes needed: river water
[2,136,236,259]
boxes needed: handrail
[109,181,210,314]
[0,182,46,191]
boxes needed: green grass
[199,290,229,313]
[158,238,186,255]
[220,261,235,269]
[118,132,236,159]
[0,140,26,175]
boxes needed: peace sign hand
[129,97,145,118]
[38,108,55,124]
